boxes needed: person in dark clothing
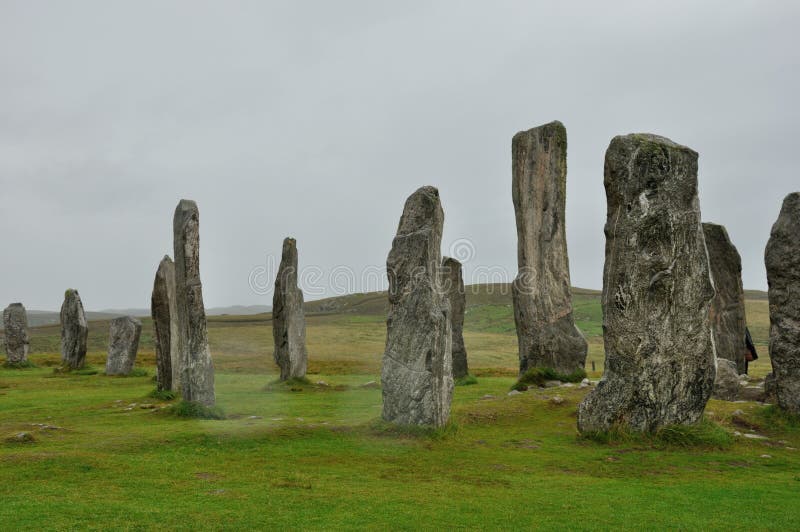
[744,327,758,374]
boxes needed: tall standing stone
[382,186,453,427]
[272,237,308,381]
[151,255,180,392]
[577,134,716,433]
[703,222,748,374]
[512,121,587,377]
[105,316,142,376]
[442,257,468,379]
[173,199,215,406]
[3,303,30,365]
[765,192,800,414]
[60,289,88,370]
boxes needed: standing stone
[442,257,468,379]
[577,134,716,433]
[764,192,800,414]
[712,358,740,401]
[703,222,748,374]
[173,199,215,406]
[382,186,453,427]
[272,237,308,381]
[105,316,142,376]
[3,303,30,364]
[151,255,180,392]
[60,289,88,370]
[511,121,587,377]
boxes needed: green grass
[0,288,790,529]
[165,400,226,420]
[1,359,36,369]
[455,374,479,386]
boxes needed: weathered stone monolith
[442,257,468,380]
[511,121,587,377]
[272,237,307,381]
[3,303,30,365]
[712,358,740,401]
[577,134,716,433]
[105,316,142,376]
[151,255,180,392]
[703,222,748,374]
[765,192,800,414]
[60,289,88,370]
[382,186,453,427]
[173,199,215,406]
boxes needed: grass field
[0,286,794,530]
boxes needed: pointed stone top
[442,256,462,269]
[5,302,25,309]
[161,254,173,263]
[702,222,732,243]
[64,288,80,298]
[397,186,443,235]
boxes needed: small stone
[3,303,30,364]
[316,381,329,387]
[743,433,768,440]
[560,382,575,388]
[60,289,88,370]
[360,381,380,389]
[731,409,744,416]
[105,316,142,376]
[733,431,742,436]
[760,454,772,459]
[247,415,262,420]
[581,378,590,386]
[550,396,565,405]
[481,394,496,400]
[139,404,155,409]
[507,390,523,396]
[5,432,35,443]
[543,380,562,388]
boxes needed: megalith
[151,255,180,392]
[442,257,468,380]
[765,192,800,414]
[60,289,88,370]
[3,303,30,365]
[382,186,453,427]
[703,222,748,374]
[577,134,716,433]
[272,237,308,381]
[511,121,587,377]
[712,358,740,401]
[105,316,142,376]
[173,199,215,406]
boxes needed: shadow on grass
[163,400,226,420]
[51,365,100,376]
[367,419,458,441]
[511,367,587,391]
[1,360,37,370]
[263,376,350,392]
[580,419,733,450]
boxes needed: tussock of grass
[147,388,177,401]
[758,405,800,432]
[368,419,458,440]
[455,375,478,386]
[165,400,226,420]
[128,368,149,377]
[2,360,36,369]
[513,367,586,390]
[581,419,732,449]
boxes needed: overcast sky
[1,1,798,310]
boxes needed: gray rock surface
[151,255,180,392]
[442,257,468,379]
[3,303,30,364]
[382,186,453,427]
[272,237,308,380]
[173,199,215,406]
[703,223,748,374]
[765,192,800,414]
[60,289,88,370]
[764,372,777,402]
[577,134,716,433]
[713,358,740,401]
[105,316,142,376]
[511,121,587,376]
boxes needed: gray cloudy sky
[1,1,798,310]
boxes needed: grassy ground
[0,289,789,530]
